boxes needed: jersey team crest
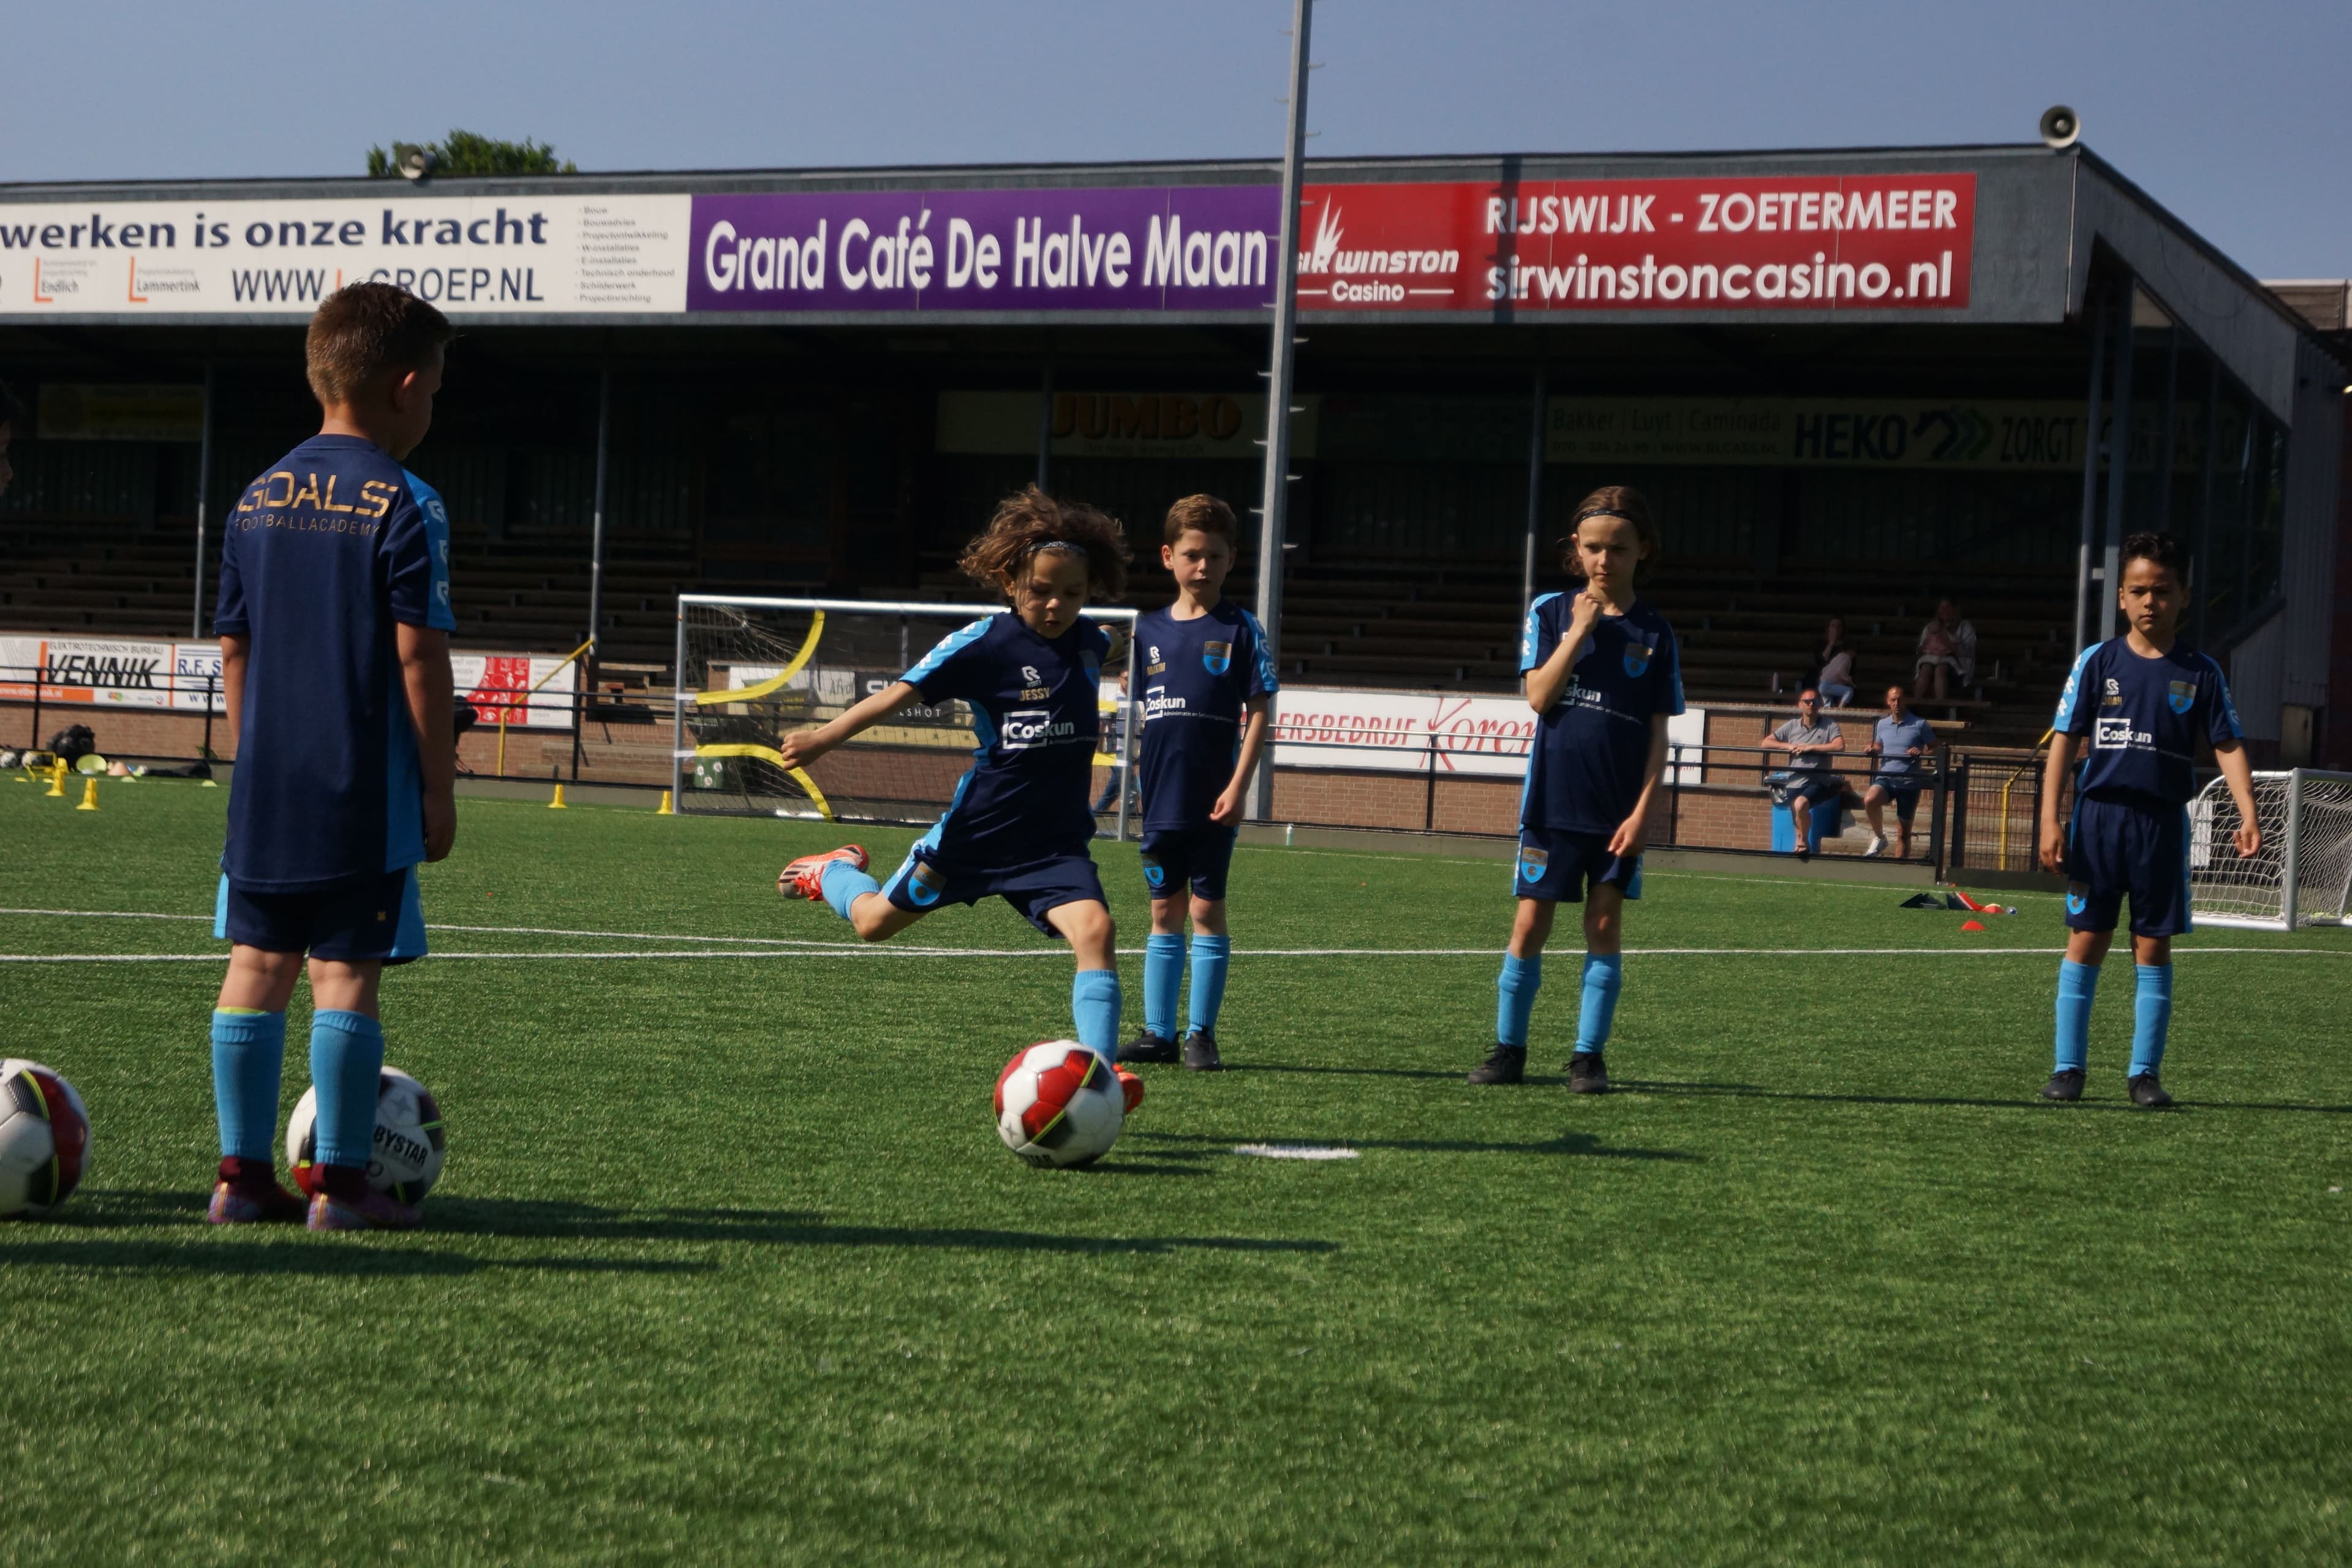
[1623,641,1655,677]
[1517,842,1550,883]
[1202,640,1233,676]
[908,861,948,907]
[1140,853,1167,891]
[2167,679,2196,714]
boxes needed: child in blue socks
[1471,485,1682,1091]
[2037,531,2260,1107]
[1115,495,1275,1074]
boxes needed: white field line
[4,946,2348,965]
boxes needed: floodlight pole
[1247,0,1312,823]
[191,360,214,639]
[586,363,612,677]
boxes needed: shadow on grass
[1226,1063,1469,1082]
[4,1195,1333,1265]
[1627,1079,2352,1116]
[1126,1130,1698,1161]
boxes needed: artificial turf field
[2,778,2348,1566]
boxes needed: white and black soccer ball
[285,1066,446,1204]
[0,1058,91,1218]
[994,1041,1124,1168]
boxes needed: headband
[1024,538,1085,557]
[1571,507,1635,527]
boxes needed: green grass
[3,777,2350,1565]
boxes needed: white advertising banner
[1269,685,1704,780]
[0,195,688,317]
[454,652,579,729]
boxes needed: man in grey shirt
[1762,687,1845,859]
[1863,684,1938,859]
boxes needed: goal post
[2187,769,2352,930]
[669,594,1140,837]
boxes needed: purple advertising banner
[687,186,1280,314]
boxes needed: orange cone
[1960,919,1986,932]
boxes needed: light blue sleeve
[2201,654,2244,742]
[903,616,996,696]
[1661,624,1686,717]
[2052,643,2101,735]
[399,469,459,633]
[1519,593,1561,675]
[1240,608,1280,697]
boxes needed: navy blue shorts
[1514,826,1642,903]
[1785,774,1844,809]
[1139,826,1237,903]
[1869,775,1922,824]
[214,869,428,963]
[880,845,1107,937]
[2064,794,2192,938]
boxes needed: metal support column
[670,608,688,813]
[2099,288,2138,643]
[586,365,612,672]
[191,361,215,639]
[2072,291,2108,657]
[1520,369,1547,622]
[1246,0,1313,823]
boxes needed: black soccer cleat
[1468,1044,1526,1085]
[1567,1050,1609,1095]
[1117,1031,1180,1066]
[2127,1072,2174,1109]
[1181,1031,1225,1072]
[2040,1068,2086,1102]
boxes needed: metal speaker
[394,144,438,181]
[2038,106,2080,150]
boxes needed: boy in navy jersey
[777,488,1142,1109]
[206,283,457,1231]
[1116,495,1276,1072]
[2037,532,2258,1107]
[1470,486,1681,1090]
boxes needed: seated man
[1762,687,1845,861]
[1863,684,1937,858]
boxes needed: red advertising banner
[1296,174,1973,313]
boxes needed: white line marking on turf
[4,946,2347,965]
[1234,1144,1360,1161]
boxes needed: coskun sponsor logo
[1143,685,1188,718]
[2094,715,2150,749]
[1000,709,1077,748]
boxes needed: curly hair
[957,484,1130,603]
[1562,483,1662,586]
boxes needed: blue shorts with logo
[214,868,428,963]
[880,845,1107,937]
[1513,826,1643,903]
[1868,774,1922,824]
[2064,793,2192,938]
[1139,826,1237,903]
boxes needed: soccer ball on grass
[285,1066,447,1203]
[995,1042,1124,1168]
[0,1058,90,1218]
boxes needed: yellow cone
[549,782,568,810]
[655,789,673,815]
[75,777,99,811]
[46,763,67,798]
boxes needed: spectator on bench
[1863,684,1937,859]
[1812,616,1856,707]
[1762,686,1845,861]
[1913,598,1977,702]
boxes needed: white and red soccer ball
[995,1042,1125,1168]
[0,1058,89,1218]
[285,1066,447,1204]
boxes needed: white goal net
[2187,769,2352,930]
[670,595,1138,834]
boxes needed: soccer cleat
[206,1180,307,1226]
[1182,1031,1225,1072]
[1116,1068,1146,1115]
[306,1188,422,1232]
[1567,1050,1610,1095]
[1117,1031,1180,1065]
[780,845,868,902]
[2127,1072,2174,1109]
[2040,1068,2086,1102]
[1468,1044,1526,1085]
[1863,834,1888,858]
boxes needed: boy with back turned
[205,283,459,1230]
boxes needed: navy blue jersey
[903,611,1110,865]
[214,436,455,892]
[2052,636,2240,805]
[1518,594,1683,835]
[1134,599,1278,831]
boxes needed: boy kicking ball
[1471,486,1682,1090]
[1116,495,1276,1073]
[2038,531,2259,1107]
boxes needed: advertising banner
[1545,396,2086,470]
[1268,686,1703,779]
[936,390,1320,459]
[0,195,688,316]
[455,652,578,729]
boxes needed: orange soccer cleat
[1117,1067,1145,1116]
[780,845,869,902]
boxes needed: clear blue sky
[5,0,2346,277]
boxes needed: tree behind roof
[365,132,578,178]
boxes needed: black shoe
[1468,1044,1525,1085]
[2040,1068,2085,1102]
[1567,1050,1609,1095]
[2127,1072,2174,1109]
[1182,1031,1225,1072]
[1117,1031,1179,1065]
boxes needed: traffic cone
[75,777,99,812]
[1960,918,1986,932]
[549,782,568,810]
[46,762,66,797]
[654,789,673,815]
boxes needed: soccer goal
[670,595,1139,836]
[2187,769,2352,930]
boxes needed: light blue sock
[2130,963,2174,1079]
[1188,935,1231,1038]
[2054,959,2098,1073]
[1806,802,1832,855]
[1575,952,1623,1056]
[1144,934,1185,1041]
[210,1009,286,1162]
[820,859,881,922]
[310,1009,385,1169]
[1496,953,1542,1047]
[1071,968,1121,1060]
